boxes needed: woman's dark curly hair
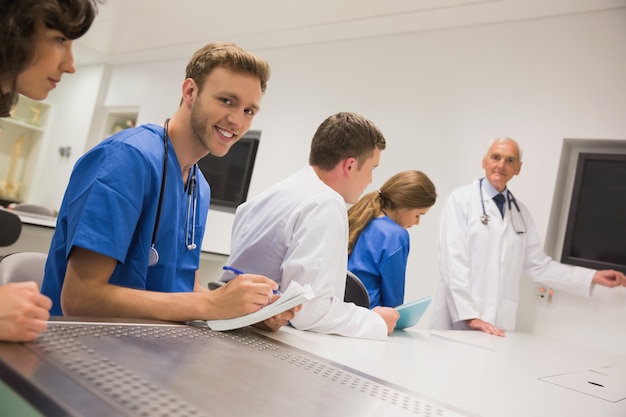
[0,0,99,116]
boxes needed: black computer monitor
[196,131,260,211]
[561,152,626,273]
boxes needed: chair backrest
[0,252,48,286]
[11,203,56,217]
[0,209,22,246]
[344,270,370,309]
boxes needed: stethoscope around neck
[478,177,527,235]
[148,118,198,267]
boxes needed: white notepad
[205,281,314,331]
[394,296,432,330]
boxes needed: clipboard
[394,296,432,329]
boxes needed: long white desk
[1,320,469,417]
[1,320,624,417]
[258,326,626,417]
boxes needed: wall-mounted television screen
[561,152,626,274]
[197,131,260,211]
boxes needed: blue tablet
[394,296,432,330]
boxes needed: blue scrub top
[348,216,410,308]
[42,124,210,315]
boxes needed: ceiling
[74,0,626,66]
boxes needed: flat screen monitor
[196,131,260,211]
[560,152,626,273]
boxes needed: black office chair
[208,281,224,291]
[344,270,370,309]
[0,209,22,247]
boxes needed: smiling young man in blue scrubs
[42,42,297,330]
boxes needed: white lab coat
[219,166,388,340]
[430,178,595,331]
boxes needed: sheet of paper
[539,368,626,402]
[591,365,626,379]
[205,281,314,331]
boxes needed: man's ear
[343,157,357,176]
[515,161,523,176]
[181,78,198,107]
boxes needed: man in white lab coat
[430,137,625,336]
[218,112,400,340]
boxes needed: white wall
[35,64,108,210]
[41,8,626,353]
[247,10,626,355]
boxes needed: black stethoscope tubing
[478,177,526,234]
[148,118,198,267]
[148,119,170,267]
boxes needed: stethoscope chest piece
[478,177,527,234]
[148,245,159,267]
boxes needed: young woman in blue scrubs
[348,170,437,308]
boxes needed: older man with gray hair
[430,137,625,336]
